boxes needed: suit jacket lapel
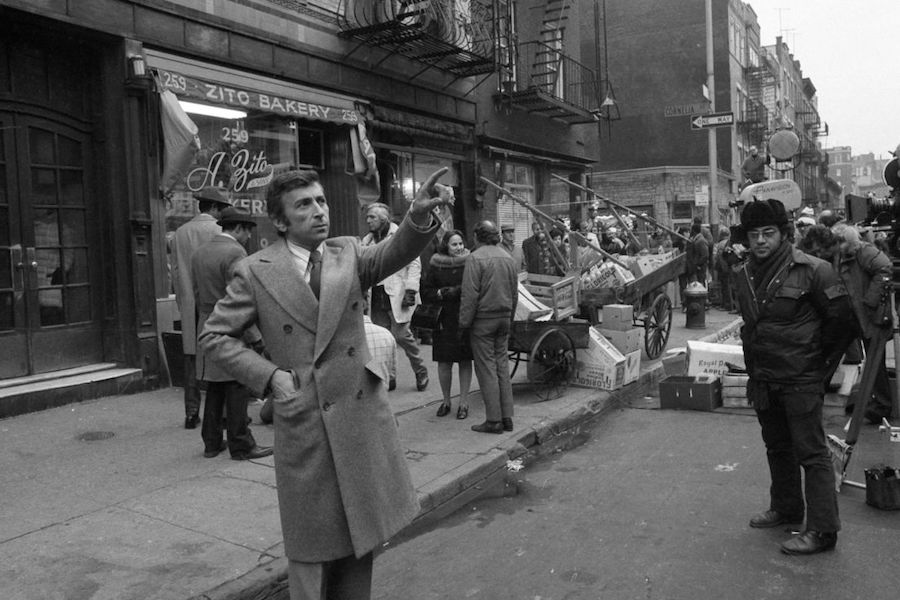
[315,241,351,358]
[251,241,318,334]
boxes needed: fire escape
[337,0,503,86]
[494,0,601,124]
[336,0,608,125]
[740,64,770,148]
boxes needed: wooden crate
[521,273,580,320]
[721,373,750,408]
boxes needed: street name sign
[690,112,734,130]
[664,102,709,117]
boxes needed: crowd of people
[170,158,900,597]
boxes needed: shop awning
[145,50,364,126]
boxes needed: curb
[196,362,667,600]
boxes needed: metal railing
[503,40,599,113]
[337,0,501,76]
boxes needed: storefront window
[162,106,304,295]
[379,150,460,230]
[496,160,534,244]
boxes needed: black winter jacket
[734,246,855,386]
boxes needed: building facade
[0,0,603,412]
[587,0,829,229]
[825,145,854,202]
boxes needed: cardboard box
[659,375,722,411]
[601,304,635,331]
[634,251,675,277]
[686,340,745,378]
[721,373,750,408]
[623,349,641,385]
[588,263,635,291]
[572,327,626,391]
[598,327,642,354]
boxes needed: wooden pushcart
[581,251,686,360]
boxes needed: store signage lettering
[188,149,274,193]
[159,68,359,124]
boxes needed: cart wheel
[527,327,577,401]
[644,293,673,360]
[509,351,523,378]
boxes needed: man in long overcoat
[192,207,271,460]
[171,186,231,428]
[200,167,452,600]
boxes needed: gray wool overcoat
[199,214,436,562]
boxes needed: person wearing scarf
[732,199,856,556]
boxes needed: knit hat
[799,206,815,217]
[740,199,789,230]
[796,216,816,227]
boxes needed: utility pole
[705,0,718,229]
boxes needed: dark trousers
[183,353,202,417]
[201,380,256,456]
[716,268,733,310]
[470,316,514,422]
[287,552,373,600]
[755,389,840,532]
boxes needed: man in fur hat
[732,199,855,555]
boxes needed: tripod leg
[846,336,886,446]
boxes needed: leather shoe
[415,371,429,392]
[436,402,451,417]
[502,417,514,431]
[203,442,227,458]
[780,530,837,555]
[184,414,200,430]
[231,445,273,461]
[471,420,503,434]
[749,509,803,529]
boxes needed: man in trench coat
[171,186,232,428]
[200,167,452,600]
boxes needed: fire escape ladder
[530,0,570,95]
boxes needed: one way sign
[690,112,734,130]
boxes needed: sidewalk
[1,308,740,600]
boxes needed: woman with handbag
[421,230,473,419]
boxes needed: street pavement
[2,306,749,600]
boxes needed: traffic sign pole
[705,0,718,231]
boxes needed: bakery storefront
[145,51,371,296]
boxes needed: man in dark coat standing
[171,186,232,429]
[733,199,855,555]
[200,167,452,600]
[459,221,519,434]
[191,207,272,460]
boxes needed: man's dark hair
[266,169,320,236]
[437,229,466,255]
[198,200,219,213]
[798,224,838,256]
[474,221,501,245]
[690,223,702,235]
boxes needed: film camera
[845,154,900,260]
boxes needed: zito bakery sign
[158,68,359,124]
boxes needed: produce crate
[520,273,580,320]
[659,375,722,411]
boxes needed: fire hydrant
[684,281,708,329]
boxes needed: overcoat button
[322,402,332,411]
[283,324,293,334]
[356,390,363,399]
[347,347,356,356]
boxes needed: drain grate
[76,431,115,442]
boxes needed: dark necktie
[308,249,322,300]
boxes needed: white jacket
[361,222,421,323]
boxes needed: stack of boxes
[598,304,642,386]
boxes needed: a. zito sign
[187,148,274,193]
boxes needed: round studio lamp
[768,129,801,161]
